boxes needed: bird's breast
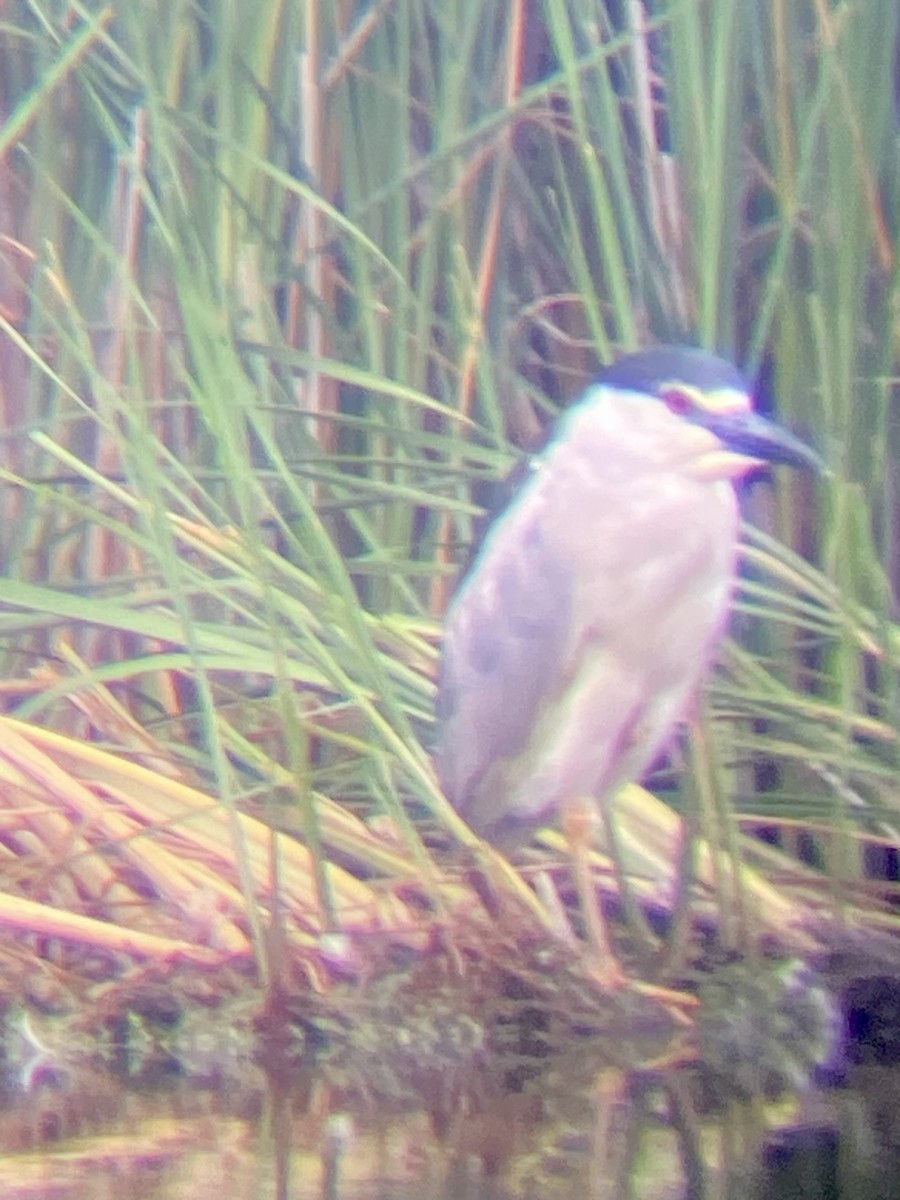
[544,455,740,657]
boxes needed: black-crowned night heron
[436,347,819,981]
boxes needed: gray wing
[434,487,573,821]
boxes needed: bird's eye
[661,386,694,416]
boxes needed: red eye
[662,387,694,416]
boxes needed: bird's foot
[583,955,697,1026]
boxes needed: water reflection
[0,957,897,1200]
[0,1048,893,1200]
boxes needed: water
[2,956,898,1199]
[0,1054,896,1200]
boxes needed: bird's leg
[563,798,626,990]
[564,798,698,1017]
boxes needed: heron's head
[590,347,822,481]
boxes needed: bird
[435,347,820,979]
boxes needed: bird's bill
[700,408,823,474]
